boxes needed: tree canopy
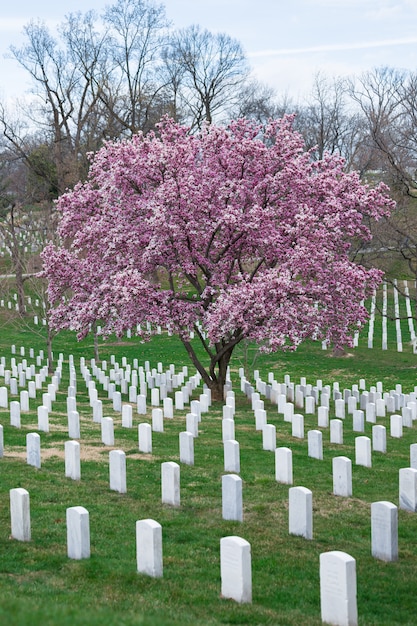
[42,115,394,399]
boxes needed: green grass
[1,308,417,625]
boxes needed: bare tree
[165,25,249,129]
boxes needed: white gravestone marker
[220,536,252,604]
[136,519,163,577]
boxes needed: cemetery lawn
[1,316,417,626]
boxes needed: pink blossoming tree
[42,116,394,400]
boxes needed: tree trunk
[181,338,235,403]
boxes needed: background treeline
[1,0,417,319]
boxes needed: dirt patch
[5,443,155,463]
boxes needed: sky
[1,0,417,104]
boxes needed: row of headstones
[13,419,417,522]
[244,374,417,439]
[250,372,417,418]
[6,486,392,625]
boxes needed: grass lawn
[0,309,417,625]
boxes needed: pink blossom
[41,116,394,398]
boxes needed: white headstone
[122,404,133,428]
[10,401,21,428]
[179,431,194,465]
[152,408,164,432]
[284,402,294,423]
[66,506,90,559]
[224,440,240,473]
[255,408,267,431]
[318,406,329,428]
[138,423,152,454]
[222,474,243,522]
[410,443,417,469]
[163,397,174,419]
[292,414,304,439]
[372,424,387,453]
[355,436,372,467]
[308,430,323,460]
[222,418,235,442]
[330,419,343,444]
[275,447,293,484]
[371,501,398,562]
[0,386,8,408]
[390,414,403,438]
[320,551,358,626]
[93,399,103,423]
[26,432,41,468]
[65,440,81,480]
[10,488,31,541]
[151,388,160,406]
[174,391,184,410]
[161,461,180,506]
[20,390,29,412]
[335,398,345,419]
[333,456,352,497]
[101,417,115,446]
[109,449,127,493]
[68,410,80,439]
[289,486,313,539]
[136,518,163,577]
[399,467,417,512]
[352,410,365,432]
[262,424,276,451]
[220,536,252,604]
[376,398,386,417]
[186,413,199,437]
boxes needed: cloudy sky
[1,0,417,103]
